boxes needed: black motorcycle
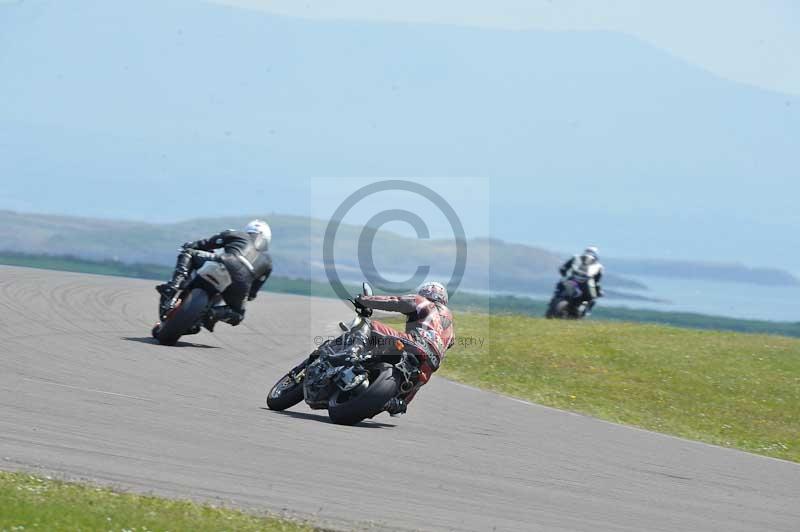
[545,278,593,319]
[151,259,231,345]
[267,282,420,425]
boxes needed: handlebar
[348,297,373,318]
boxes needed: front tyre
[545,296,559,319]
[266,371,305,411]
[156,288,209,346]
[554,299,571,319]
[327,363,400,426]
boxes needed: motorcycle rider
[156,219,273,331]
[353,281,454,416]
[558,246,604,312]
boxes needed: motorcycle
[545,278,593,319]
[266,282,421,425]
[151,259,232,345]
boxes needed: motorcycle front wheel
[551,299,571,319]
[545,296,559,318]
[327,363,400,426]
[266,369,305,411]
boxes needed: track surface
[1,267,798,531]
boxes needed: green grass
[453,292,800,338]
[0,471,313,532]
[433,313,800,462]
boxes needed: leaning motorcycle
[545,278,592,319]
[267,282,420,425]
[151,258,231,345]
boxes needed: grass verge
[433,313,800,462]
[0,471,313,532]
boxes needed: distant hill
[0,210,649,298]
[1,210,796,303]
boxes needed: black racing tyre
[545,297,558,319]
[327,363,400,426]
[266,371,305,411]
[156,288,209,346]
[561,300,585,319]
[546,298,567,319]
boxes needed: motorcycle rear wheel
[327,363,400,426]
[156,288,209,346]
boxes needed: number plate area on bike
[196,261,233,292]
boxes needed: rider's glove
[353,297,373,317]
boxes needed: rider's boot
[386,397,407,417]
[156,251,192,298]
[201,314,217,332]
[202,306,244,332]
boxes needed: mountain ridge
[0,210,795,296]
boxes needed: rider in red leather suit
[355,281,454,415]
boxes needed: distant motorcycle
[545,279,593,319]
[151,259,232,345]
[267,282,420,425]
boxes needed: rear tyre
[266,371,305,411]
[327,363,400,426]
[156,288,209,346]
[552,299,570,319]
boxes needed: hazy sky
[211,0,800,96]
[1,0,797,269]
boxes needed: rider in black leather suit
[157,220,273,330]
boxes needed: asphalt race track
[1,266,798,531]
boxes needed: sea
[609,274,800,323]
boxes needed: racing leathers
[158,230,272,328]
[559,256,604,304]
[354,294,455,409]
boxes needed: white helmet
[417,281,448,305]
[245,219,272,247]
[581,246,599,264]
